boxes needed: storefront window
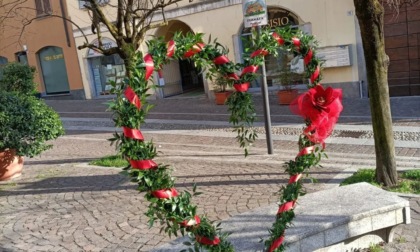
[240,7,305,89]
[87,38,126,97]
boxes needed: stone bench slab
[153,182,411,251]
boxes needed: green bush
[402,170,420,180]
[0,62,37,95]
[0,92,64,157]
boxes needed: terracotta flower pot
[0,149,24,181]
[214,91,231,105]
[277,89,299,105]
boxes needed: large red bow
[290,85,343,144]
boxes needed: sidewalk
[0,94,419,251]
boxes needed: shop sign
[242,0,268,28]
[87,37,117,58]
[44,54,64,61]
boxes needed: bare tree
[353,0,419,186]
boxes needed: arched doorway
[37,46,70,94]
[86,37,126,97]
[239,7,306,89]
[154,20,204,97]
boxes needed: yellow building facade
[67,0,419,99]
[0,0,85,99]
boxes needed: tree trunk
[354,0,398,186]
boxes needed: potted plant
[277,59,300,105]
[0,92,64,180]
[213,74,232,105]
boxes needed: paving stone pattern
[0,96,419,251]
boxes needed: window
[15,52,28,65]
[35,0,52,16]
[0,56,8,65]
[0,56,8,81]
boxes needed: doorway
[154,20,205,98]
[38,46,70,94]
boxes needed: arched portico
[154,20,204,98]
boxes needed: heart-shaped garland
[109,27,343,251]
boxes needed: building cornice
[151,0,242,21]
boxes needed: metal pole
[257,26,274,154]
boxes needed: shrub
[0,92,64,157]
[0,62,37,95]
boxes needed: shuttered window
[35,0,52,16]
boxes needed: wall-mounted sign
[44,54,64,61]
[242,0,268,28]
[86,37,117,58]
[317,45,352,68]
[242,7,299,34]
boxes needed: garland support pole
[257,25,274,154]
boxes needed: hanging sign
[242,0,268,28]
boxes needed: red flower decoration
[290,85,343,144]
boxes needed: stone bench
[153,182,411,252]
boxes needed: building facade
[66,0,419,99]
[0,0,85,99]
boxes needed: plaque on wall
[317,45,351,68]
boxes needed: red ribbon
[272,32,284,45]
[122,126,144,140]
[227,73,240,80]
[233,83,250,92]
[277,201,296,214]
[151,188,179,199]
[158,69,163,78]
[288,173,302,184]
[167,40,175,58]
[129,159,158,170]
[124,86,141,110]
[213,55,230,65]
[180,215,201,227]
[297,146,315,158]
[292,37,301,50]
[310,66,320,84]
[304,49,313,65]
[250,49,268,58]
[196,235,221,246]
[184,43,204,58]
[269,235,285,252]
[144,53,154,81]
[241,65,259,75]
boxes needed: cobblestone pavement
[0,95,419,251]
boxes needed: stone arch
[154,20,205,98]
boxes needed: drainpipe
[59,0,71,47]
